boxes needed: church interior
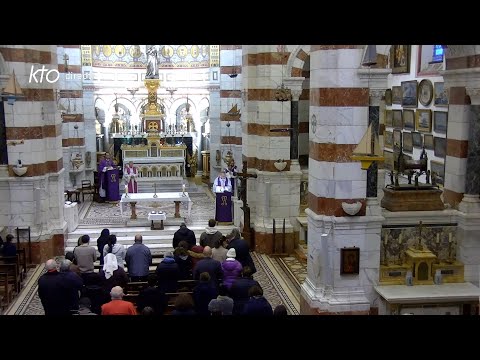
[1,44,480,315]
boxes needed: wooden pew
[0,263,21,294]
[0,272,13,310]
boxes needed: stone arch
[286,45,311,77]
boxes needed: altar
[120,136,189,192]
[119,192,192,219]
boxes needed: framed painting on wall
[434,137,447,158]
[384,130,393,149]
[385,110,393,127]
[393,129,402,153]
[434,82,448,106]
[384,150,394,171]
[412,132,423,148]
[385,89,392,106]
[402,80,418,108]
[393,109,403,129]
[392,86,402,104]
[403,109,415,130]
[416,109,432,133]
[340,247,360,275]
[430,160,445,187]
[403,132,413,153]
[424,134,434,150]
[434,111,448,133]
[391,45,410,74]
[418,79,434,106]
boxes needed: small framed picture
[385,110,393,127]
[403,131,413,153]
[424,134,434,150]
[418,79,434,106]
[434,82,448,106]
[430,160,445,187]
[416,109,432,133]
[390,45,410,74]
[402,80,418,108]
[403,109,415,130]
[340,247,360,275]
[384,150,394,171]
[392,86,402,104]
[384,130,393,149]
[393,109,403,129]
[412,132,423,148]
[385,89,392,106]
[393,129,402,153]
[434,137,447,158]
[434,111,448,133]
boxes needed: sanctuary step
[65,224,237,256]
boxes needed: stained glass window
[432,45,444,63]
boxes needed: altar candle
[398,234,402,244]
[449,233,452,243]
[436,233,440,243]
[125,185,128,194]
[182,184,186,193]
[384,237,388,245]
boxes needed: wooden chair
[0,263,21,294]
[16,249,27,280]
[0,272,13,310]
[81,180,95,202]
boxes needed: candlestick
[124,184,129,198]
[449,233,452,243]
[384,237,388,245]
[436,233,440,243]
[398,234,402,244]
[182,183,186,196]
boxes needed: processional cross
[237,161,257,248]
[153,183,158,198]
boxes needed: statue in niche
[146,45,159,79]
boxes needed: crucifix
[152,183,158,198]
[416,221,424,250]
[237,160,257,249]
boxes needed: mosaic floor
[81,186,215,226]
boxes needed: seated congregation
[37,221,286,316]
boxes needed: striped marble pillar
[0,45,66,263]
[241,45,302,254]
[57,45,86,189]
[301,45,383,315]
[219,45,242,174]
[441,45,480,285]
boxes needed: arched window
[431,45,444,63]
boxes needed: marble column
[441,57,480,286]
[284,78,304,172]
[301,46,385,315]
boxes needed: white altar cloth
[120,192,192,217]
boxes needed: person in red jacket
[101,286,137,315]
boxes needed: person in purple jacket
[221,248,243,289]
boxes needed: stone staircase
[65,223,237,256]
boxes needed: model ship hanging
[351,123,384,170]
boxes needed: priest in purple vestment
[213,171,233,223]
[98,152,115,200]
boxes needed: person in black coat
[226,229,256,274]
[193,272,218,315]
[59,259,84,313]
[173,246,193,280]
[136,276,167,315]
[97,228,110,265]
[192,246,223,284]
[38,259,76,316]
[243,285,273,316]
[156,251,180,293]
[2,234,17,257]
[229,266,260,315]
[172,223,196,249]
